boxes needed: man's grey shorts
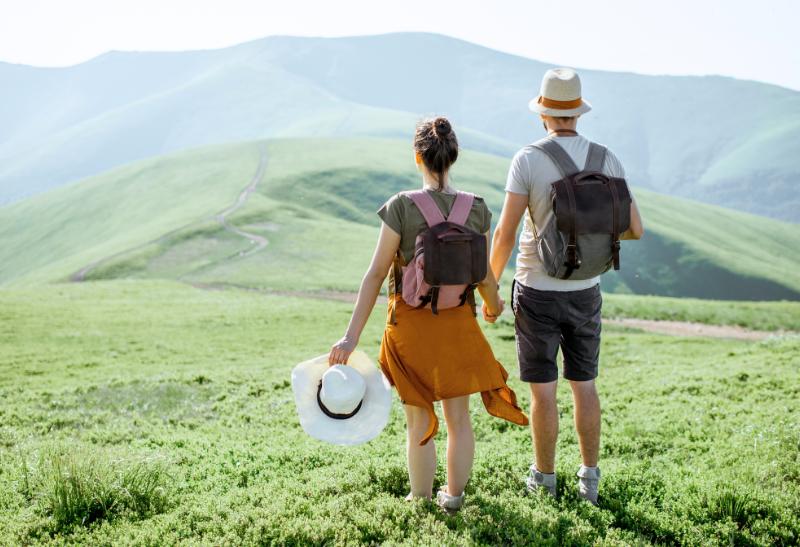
[511,280,602,383]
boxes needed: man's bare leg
[529,381,559,471]
[526,381,559,496]
[569,379,600,466]
[570,379,602,504]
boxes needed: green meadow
[1,281,798,545]
[1,134,799,545]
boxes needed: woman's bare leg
[403,404,436,498]
[441,395,474,496]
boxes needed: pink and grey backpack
[398,190,487,315]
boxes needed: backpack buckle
[565,244,581,269]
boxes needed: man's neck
[548,128,579,137]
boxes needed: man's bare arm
[490,192,530,281]
[620,197,644,240]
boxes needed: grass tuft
[22,446,169,532]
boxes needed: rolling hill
[0,137,797,301]
[1,33,798,221]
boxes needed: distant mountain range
[1,32,798,221]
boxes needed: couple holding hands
[317,67,643,513]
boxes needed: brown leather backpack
[533,139,632,279]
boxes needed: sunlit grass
[0,281,798,544]
[19,445,169,533]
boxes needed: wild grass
[0,281,798,545]
[17,445,168,534]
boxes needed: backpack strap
[584,143,607,172]
[554,178,580,279]
[534,139,586,277]
[532,139,580,179]
[389,251,403,325]
[446,192,475,226]
[608,180,621,270]
[405,190,446,227]
[584,142,619,269]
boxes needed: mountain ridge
[1,32,798,220]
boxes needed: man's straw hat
[529,68,592,117]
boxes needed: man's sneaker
[436,486,465,514]
[577,465,601,505]
[526,465,557,498]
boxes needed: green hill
[1,33,799,221]
[0,137,797,301]
[0,142,263,286]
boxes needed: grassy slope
[635,189,798,279]
[0,281,798,545]
[0,142,263,286]
[1,137,798,300]
[76,138,800,300]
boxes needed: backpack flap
[552,175,631,235]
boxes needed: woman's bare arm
[328,223,401,365]
[477,232,503,321]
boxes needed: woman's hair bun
[413,116,459,191]
[433,117,452,137]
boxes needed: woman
[328,117,528,513]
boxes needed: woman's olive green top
[377,189,492,289]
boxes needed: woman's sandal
[435,486,465,515]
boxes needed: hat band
[317,381,363,420]
[538,96,583,110]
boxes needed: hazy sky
[2,0,798,90]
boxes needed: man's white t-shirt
[505,134,627,291]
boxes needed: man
[485,68,644,504]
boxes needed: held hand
[482,302,496,323]
[482,298,505,323]
[328,335,358,366]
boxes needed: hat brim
[529,97,592,117]
[291,351,392,446]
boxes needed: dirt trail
[71,149,269,282]
[215,150,269,257]
[603,318,783,341]
[189,283,791,341]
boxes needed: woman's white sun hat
[529,67,592,117]
[291,350,392,446]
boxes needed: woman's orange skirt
[378,294,529,445]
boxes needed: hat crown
[320,365,366,415]
[540,68,582,101]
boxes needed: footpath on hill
[71,148,270,281]
[214,150,269,256]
